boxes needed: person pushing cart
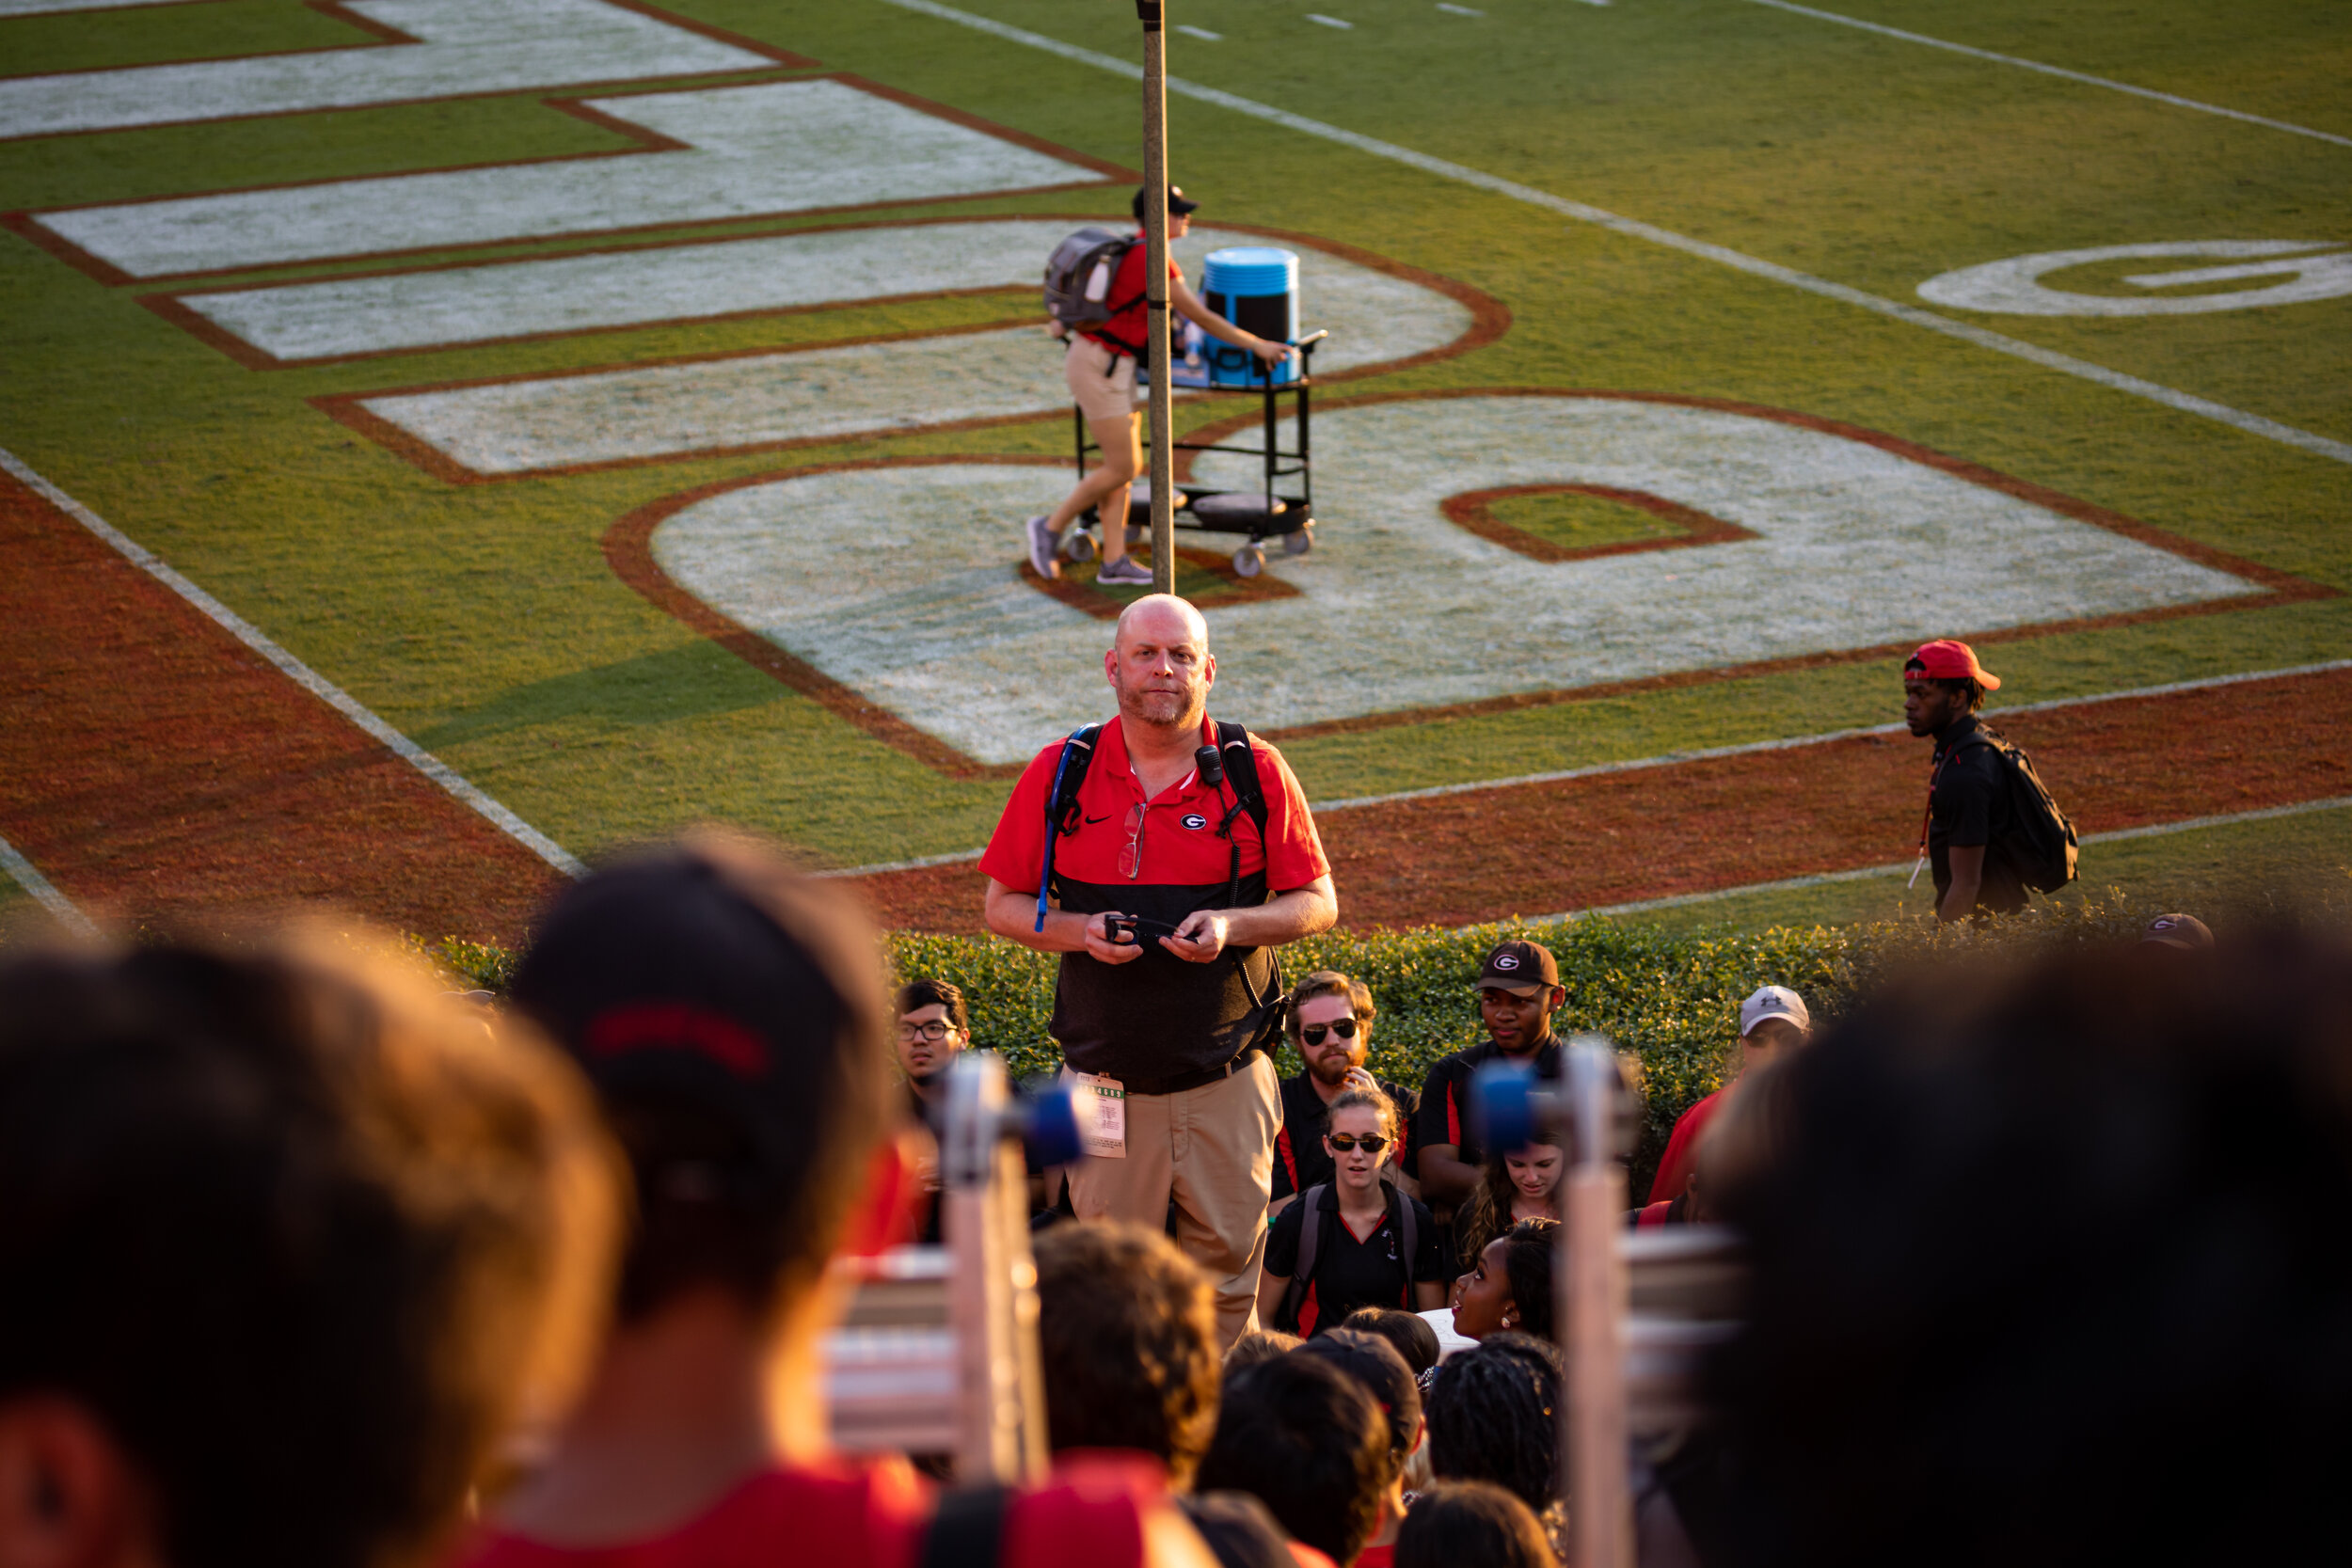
[1026,185,1293,586]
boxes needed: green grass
[1,0,2344,895]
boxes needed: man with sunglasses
[1413,940,1567,1222]
[980,594,1337,1346]
[1270,971,1422,1218]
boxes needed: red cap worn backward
[1905,639,2000,691]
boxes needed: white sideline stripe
[1534,795,2352,924]
[1175,24,1219,40]
[866,0,2352,469]
[0,833,100,939]
[1306,14,1352,27]
[0,448,586,879]
[1736,0,2352,151]
[1312,657,2352,812]
[809,658,2352,879]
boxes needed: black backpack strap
[1392,1183,1419,1293]
[1276,1184,1333,1334]
[1033,724,1101,934]
[921,1485,1012,1568]
[1215,720,1270,839]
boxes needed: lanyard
[1912,739,1959,888]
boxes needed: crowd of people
[3,594,2341,1568]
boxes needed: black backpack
[1041,227,1145,351]
[1949,726,2080,893]
[1034,720,1270,927]
[1275,1181,1422,1336]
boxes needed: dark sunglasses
[1300,1019,1359,1045]
[1327,1132,1389,1153]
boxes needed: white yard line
[1175,24,1220,40]
[0,833,100,939]
[1306,14,1352,28]
[0,448,586,878]
[812,658,2352,878]
[1436,4,1485,14]
[1736,0,2352,151]
[1533,795,2352,924]
[866,0,2352,469]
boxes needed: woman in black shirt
[1259,1087,1444,1336]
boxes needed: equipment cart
[1062,328,1328,578]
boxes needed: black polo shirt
[1927,715,2028,915]
[1264,1182,1443,1337]
[1270,1071,1422,1201]
[1414,1035,1563,1172]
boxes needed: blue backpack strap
[1035,724,1101,933]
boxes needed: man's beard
[1308,1053,1361,1087]
[1119,679,1205,733]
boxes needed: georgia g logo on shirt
[1181,813,1209,830]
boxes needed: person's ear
[1103,647,1120,688]
[0,1399,149,1568]
[834,1138,916,1260]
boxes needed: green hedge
[418,897,2162,1193]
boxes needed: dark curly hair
[1034,1222,1220,1483]
[1196,1352,1390,1567]
[1496,1217,1558,1339]
[1424,1332,1562,1515]
[1710,930,2352,1567]
[1395,1480,1555,1568]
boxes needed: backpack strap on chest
[1035,724,1102,933]
[1277,1183,1336,1335]
[1210,720,1271,910]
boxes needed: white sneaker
[1025,514,1061,579]
[1096,556,1154,586]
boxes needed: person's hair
[895,976,968,1034]
[1904,664,1985,714]
[1454,1143,1563,1273]
[1287,969,1376,1045]
[1327,1084,1400,1144]
[1492,1217,1558,1338]
[1341,1306,1442,1377]
[1710,931,2352,1567]
[1295,1329,1422,1481]
[1034,1222,1221,1483]
[1224,1329,1303,1375]
[1196,1353,1390,1567]
[0,930,620,1568]
[510,834,892,1323]
[1394,1480,1558,1568]
[1425,1333,1563,1515]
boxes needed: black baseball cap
[1476,939,1560,997]
[1133,183,1201,222]
[2142,912,2215,951]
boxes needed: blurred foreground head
[0,927,620,1568]
[1712,928,2352,1567]
[509,832,895,1322]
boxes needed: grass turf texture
[1,0,2346,922]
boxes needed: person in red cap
[1902,640,2028,921]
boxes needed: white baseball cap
[1740,985,1810,1037]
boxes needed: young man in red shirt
[982,594,1337,1345]
[476,834,1212,1568]
[1027,185,1294,585]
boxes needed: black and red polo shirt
[1264,1182,1443,1338]
[1271,1071,1422,1202]
[979,717,1328,1089]
[1413,1036,1563,1173]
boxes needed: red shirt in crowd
[1646,1087,1723,1205]
[455,1454,1159,1568]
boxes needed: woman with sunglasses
[1447,1140,1565,1275]
[1259,1086,1446,1337]
[1269,972,1421,1219]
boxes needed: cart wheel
[1283,523,1315,556]
[1232,544,1265,578]
[1062,529,1097,563]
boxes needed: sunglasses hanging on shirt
[1300,1019,1359,1045]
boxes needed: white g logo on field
[1918,241,2352,316]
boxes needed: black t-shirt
[1270,1071,1422,1200]
[1263,1183,1442,1337]
[1927,716,2028,915]
[1414,1036,1563,1175]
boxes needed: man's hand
[1343,1066,1378,1093]
[1084,911,1148,964]
[1161,911,1232,963]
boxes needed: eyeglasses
[1300,1019,1359,1045]
[896,1021,955,1044]
[1327,1133,1389,1153]
[1119,800,1146,880]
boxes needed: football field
[2,0,2346,942]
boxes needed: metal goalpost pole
[1136,0,1175,594]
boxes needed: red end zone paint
[840,667,2352,932]
[0,469,561,942]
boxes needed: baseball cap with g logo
[1476,939,1560,997]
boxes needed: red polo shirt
[981,717,1327,1086]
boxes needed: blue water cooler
[1201,246,1301,387]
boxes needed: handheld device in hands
[1103,913,1185,946]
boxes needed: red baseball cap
[1904,639,2001,691]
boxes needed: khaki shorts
[1064,334,1143,423]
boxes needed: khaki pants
[1067,1053,1281,1349]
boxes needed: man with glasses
[896,977,970,1119]
[1269,971,1422,1218]
[981,594,1336,1345]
